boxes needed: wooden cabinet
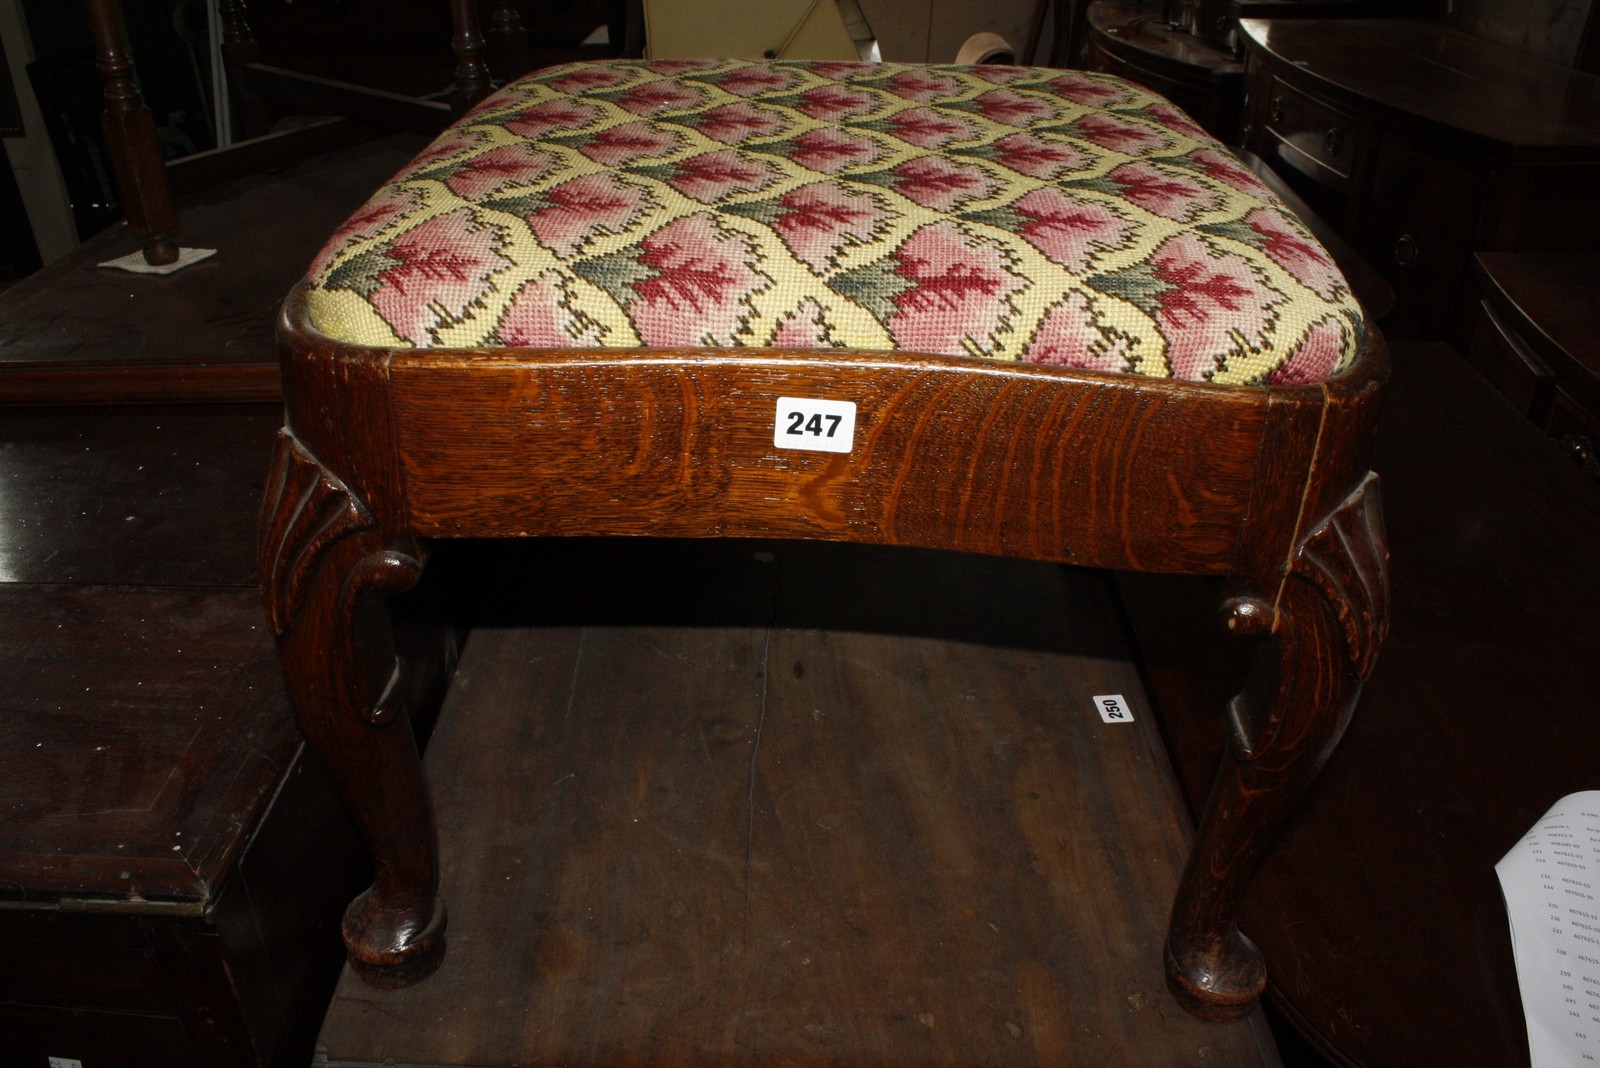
[1240,18,1600,338]
[1087,0,1247,141]
[0,406,456,1067]
[1469,250,1600,481]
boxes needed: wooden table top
[1239,18,1600,159]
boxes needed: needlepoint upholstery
[305,60,1364,386]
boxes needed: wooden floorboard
[317,538,1279,1067]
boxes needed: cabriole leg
[1165,474,1389,1020]
[259,429,445,987]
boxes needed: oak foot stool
[259,58,1388,1022]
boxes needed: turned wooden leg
[448,0,492,114]
[259,430,446,986]
[85,0,179,265]
[1165,474,1389,1021]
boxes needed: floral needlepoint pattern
[487,173,655,259]
[306,59,1365,384]
[495,273,608,347]
[725,182,896,273]
[832,221,1025,357]
[965,188,1136,274]
[572,213,771,347]
[1026,291,1146,374]
[322,208,508,345]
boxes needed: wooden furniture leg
[447,0,492,114]
[84,0,179,265]
[1165,475,1389,1019]
[259,430,446,986]
[486,0,530,85]
[217,0,272,141]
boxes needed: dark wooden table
[1120,339,1600,1066]
[0,136,424,406]
[0,405,367,1068]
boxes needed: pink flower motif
[628,214,770,346]
[402,127,489,175]
[887,107,980,148]
[795,85,878,120]
[544,65,633,94]
[526,173,653,257]
[1270,316,1350,385]
[644,59,721,71]
[1042,73,1136,106]
[970,65,1034,84]
[1008,189,1136,274]
[716,64,799,96]
[768,298,839,347]
[664,150,780,203]
[442,144,561,200]
[693,103,792,144]
[887,221,1024,356]
[1070,113,1172,155]
[788,128,885,173]
[1245,207,1345,299]
[496,273,607,346]
[770,182,892,272]
[1148,232,1279,380]
[806,61,877,79]
[573,121,683,166]
[309,185,425,278]
[1143,101,1209,139]
[614,79,706,115]
[1188,148,1269,195]
[885,69,963,101]
[886,156,1000,211]
[369,209,509,345]
[1025,291,1139,373]
[503,99,603,138]
[989,132,1092,178]
[1108,162,1223,220]
[971,89,1056,127]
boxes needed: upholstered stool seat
[262,57,1389,1025]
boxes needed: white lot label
[49,1059,85,1068]
[1094,694,1134,723]
[774,397,856,453]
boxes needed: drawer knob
[1393,234,1419,267]
[1325,126,1345,156]
[1270,97,1285,124]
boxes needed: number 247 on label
[774,397,856,454]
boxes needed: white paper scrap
[1497,790,1600,1066]
[98,247,218,274]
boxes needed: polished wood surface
[1471,252,1600,429]
[269,292,1389,1023]
[1120,339,1600,1066]
[317,539,1282,1067]
[1240,17,1600,339]
[0,137,423,406]
[1087,0,1247,142]
[0,403,372,1067]
[1242,18,1600,156]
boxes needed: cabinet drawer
[1263,77,1361,191]
[1466,298,1555,423]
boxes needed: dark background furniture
[1237,17,1600,340]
